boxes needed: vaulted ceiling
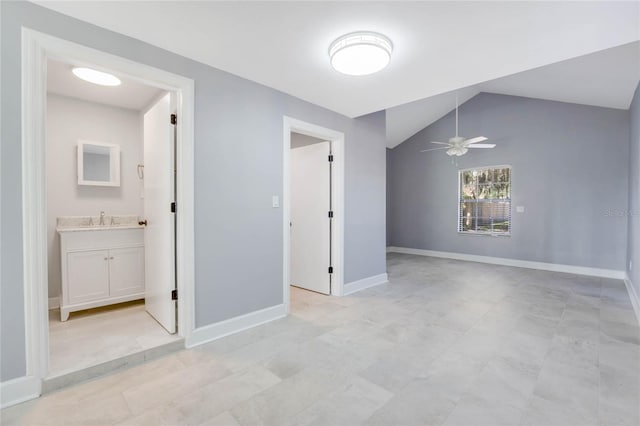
[387,41,640,147]
[36,1,640,147]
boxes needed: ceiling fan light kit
[421,96,496,156]
[329,31,393,76]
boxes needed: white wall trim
[343,273,389,296]
[21,28,195,389]
[387,246,626,280]
[283,117,345,311]
[624,274,640,326]
[0,376,40,409]
[48,297,59,310]
[186,304,286,348]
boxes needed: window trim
[457,164,512,237]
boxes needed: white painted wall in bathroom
[46,94,143,299]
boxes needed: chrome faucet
[100,211,105,226]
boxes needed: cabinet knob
[104,257,108,260]
[110,256,114,260]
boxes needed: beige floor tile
[122,359,232,415]
[127,365,281,425]
[48,300,181,377]
[229,368,349,425]
[201,411,241,426]
[521,394,599,426]
[364,376,458,426]
[285,375,393,426]
[3,253,640,426]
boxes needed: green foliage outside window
[459,166,511,234]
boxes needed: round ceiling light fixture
[329,31,393,76]
[72,67,121,86]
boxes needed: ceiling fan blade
[430,141,449,145]
[420,147,450,152]
[465,136,488,144]
[468,144,496,148]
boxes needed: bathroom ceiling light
[329,32,393,76]
[72,67,121,86]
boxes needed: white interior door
[143,93,176,333]
[290,141,331,294]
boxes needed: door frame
[283,117,345,312]
[21,28,195,388]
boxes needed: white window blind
[459,166,511,235]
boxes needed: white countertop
[56,224,144,233]
[56,215,144,233]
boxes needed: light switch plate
[516,206,525,213]
[272,195,280,208]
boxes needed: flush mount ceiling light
[329,32,393,76]
[72,67,121,86]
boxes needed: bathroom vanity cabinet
[58,227,144,321]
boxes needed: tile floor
[48,300,181,376]
[3,253,639,425]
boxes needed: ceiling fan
[421,97,495,156]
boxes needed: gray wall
[388,93,629,270]
[1,2,387,381]
[628,83,640,296]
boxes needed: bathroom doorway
[44,58,179,379]
[22,29,195,393]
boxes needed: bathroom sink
[57,224,143,232]
[56,215,144,232]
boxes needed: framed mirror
[77,140,120,186]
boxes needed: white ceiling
[291,132,326,149]
[36,2,640,147]
[386,41,640,147]
[47,59,163,111]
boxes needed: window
[459,166,511,235]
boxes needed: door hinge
[170,114,177,125]
[328,266,333,274]
[328,154,334,162]
[171,289,178,300]
[328,211,334,218]
[171,202,176,213]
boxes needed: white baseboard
[0,375,40,408]
[186,304,286,348]
[343,273,389,296]
[48,297,59,310]
[624,274,640,326]
[387,246,626,280]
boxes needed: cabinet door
[108,246,145,297]
[67,250,110,304]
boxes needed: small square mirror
[77,141,120,186]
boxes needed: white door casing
[282,117,344,314]
[20,29,194,400]
[290,142,331,294]
[143,93,177,333]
